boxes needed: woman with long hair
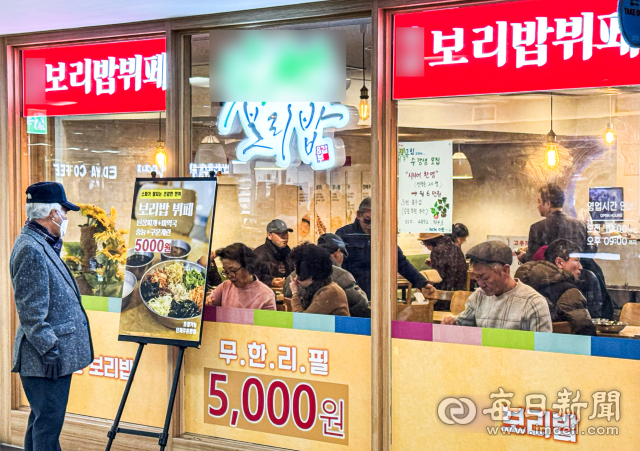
[288,244,350,316]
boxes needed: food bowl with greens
[592,318,628,334]
[139,260,206,329]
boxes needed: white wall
[0,0,327,36]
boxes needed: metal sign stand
[104,343,186,451]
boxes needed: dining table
[596,325,640,339]
[432,311,450,324]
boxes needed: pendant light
[546,95,559,169]
[195,126,227,165]
[154,112,167,168]
[358,26,370,122]
[452,143,473,179]
[604,95,616,146]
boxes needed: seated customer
[420,232,467,293]
[532,244,603,319]
[206,243,276,310]
[442,241,552,332]
[515,239,596,335]
[254,219,294,288]
[288,243,350,316]
[283,233,370,317]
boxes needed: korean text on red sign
[393,0,640,99]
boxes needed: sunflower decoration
[76,204,129,297]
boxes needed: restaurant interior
[25,20,640,339]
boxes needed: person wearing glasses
[205,243,276,310]
[336,197,434,301]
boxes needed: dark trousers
[20,374,72,451]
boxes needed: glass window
[188,23,374,308]
[24,111,170,425]
[395,89,639,336]
[183,21,375,451]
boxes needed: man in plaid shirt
[443,241,552,332]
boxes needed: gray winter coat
[11,227,94,377]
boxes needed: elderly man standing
[443,241,552,332]
[11,182,93,451]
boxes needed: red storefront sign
[393,0,640,99]
[23,38,166,116]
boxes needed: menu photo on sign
[398,141,453,234]
[118,177,218,347]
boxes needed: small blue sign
[619,0,640,48]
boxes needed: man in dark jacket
[11,182,94,451]
[515,239,596,335]
[284,233,371,317]
[518,183,587,263]
[254,219,293,288]
[336,197,431,300]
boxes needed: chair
[552,322,572,334]
[450,291,472,315]
[620,303,640,326]
[466,270,476,291]
[276,303,287,312]
[396,302,433,323]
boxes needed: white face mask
[52,210,68,238]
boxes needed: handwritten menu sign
[118,177,218,348]
[398,141,453,234]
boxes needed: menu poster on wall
[398,141,453,234]
[314,172,330,240]
[296,170,315,243]
[361,172,372,200]
[118,177,218,347]
[346,172,362,224]
[330,172,347,232]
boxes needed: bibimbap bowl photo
[139,259,206,329]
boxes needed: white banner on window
[398,141,453,234]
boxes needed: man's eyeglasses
[361,218,371,225]
[222,267,242,278]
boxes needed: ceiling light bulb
[604,123,616,145]
[359,86,370,122]
[155,141,167,168]
[546,143,559,168]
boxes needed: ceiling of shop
[0,0,327,36]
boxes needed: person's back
[336,220,371,297]
[539,211,587,251]
[298,282,350,316]
[284,264,370,317]
[515,261,595,335]
[576,268,604,319]
[430,238,467,291]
